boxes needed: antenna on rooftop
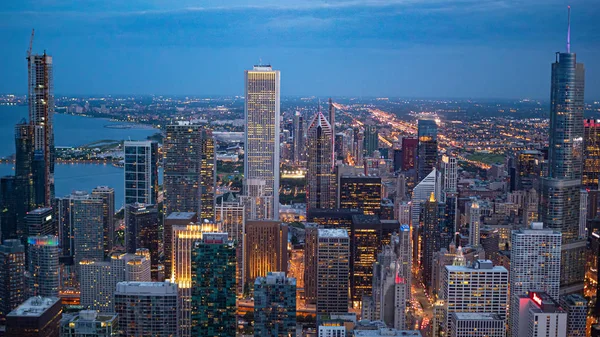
[567,6,571,53]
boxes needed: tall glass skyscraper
[306,111,335,212]
[417,119,438,182]
[123,141,159,206]
[243,65,280,220]
[164,123,216,221]
[540,14,586,293]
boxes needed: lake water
[0,105,161,208]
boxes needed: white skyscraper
[468,200,481,248]
[509,222,561,337]
[410,168,440,227]
[243,65,280,220]
[27,236,59,297]
[317,229,350,316]
[514,292,567,337]
[441,154,458,193]
[439,260,508,335]
[449,313,505,337]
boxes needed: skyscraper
[254,272,297,337]
[5,296,62,337]
[410,168,441,227]
[164,123,216,221]
[468,200,481,248]
[164,212,197,282]
[27,235,59,297]
[584,119,600,190]
[401,137,418,171]
[559,294,587,337]
[513,292,567,337]
[13,122,38,238]
[364,125,378,157]
[329,98,336,146]
[540,10,586,292]
[191,233,236,337]
[339,175,382,215]
[25,207,55,237]
[60,311,119,337]
[293,111,305,164]
[317,229,350,316]
[509,222,561,337]
[125,203,159,280]
[0,240,25,324]
[70,191,104,266]
[244,220,288,288]
[244,65,280,220]
[124,141,159,206]
[417,120,438,182]
[216,196,245,295]
[421,192,439,294]
[27,50,55,207]
[114,282,179,337]
[307,111,335,211]
[91,186,115,259]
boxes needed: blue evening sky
[1,0,599,99]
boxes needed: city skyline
[1,2,599,99]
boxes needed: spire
[567,5,571,53]
[429,191,436,203]
[453,246,466,266]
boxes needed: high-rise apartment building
[540,16,586,292]
[364,125,379,157]
[339,175,382,215]
[584,119,600,190]
[307,111,335,211]
[244,220,288,287]
[304,226,319,305]
[317,229,350,316]
[441,154,457,194]
[254,272,297,336]
[0,240,26,324]
[27,51,55,207]
[244,65,280,220]
[191,233,236,337]
[509,221,562,336]
[91,186,115,258]
[27,235,59,297]
[126,203,159,280]
[79,252,151,312]
[438,260,508,335]
[67,191,104,266]
[114,282,179,337]
[123,141,159,206]
[215,197,245,295]
[449,313,505,337]
[59,310,118,337]
[164,123,216,221]
[5,297,61,337]
[417,120,438,182]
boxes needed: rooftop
[7,297,60,317]
[115,281,178,295]
[256,272,297,286]
[318,228,349,238]
[452,312,503,321]
[354,328,422,336]
[27,207,53,215]
[166,212,197,220]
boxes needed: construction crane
[27,28,34,59]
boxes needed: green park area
[467,152,505,165]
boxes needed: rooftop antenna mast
[567,6,571,53]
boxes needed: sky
[1,0,599,99]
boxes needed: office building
[244,65,280,220]
[329,98,336,145]
[164,123,216,221]
[25,207,55,237]
[12,121,38,238]
[584,119,600,190]
[91,186,115,259]
[5,296,61,337]
[164,212,197,280]
[509,222,561,337]
[191,233,236,337]
[254,272,297,336]
[540,16,586,292]
[215,197,245,295]
[401,138,418,171]
[305,226,318,305]
[421,192,440,294]
[79,252,151,313]
[317,229,350,316]
[28,235,59,297]
[27,51,55,208]
[307,111,335,211]
[364,125,378,157]
[59,310,118,337]
[438,260,508,334]
[410,168,440,227]
[319,322,346,337]
[449,313,505,337]
[126,203,159,279]
[559,294,587,337]
[244,220,288,287]
[114,282,179,337]
[123,141,159,205]
[417,119,438,181]
[441,154,457,194]
[514,291,567,337]
[480,227,499,264]
[339,175,382,215]
[68,191,104,266]
[514,150,543,191]
[0,176,18,240]
[0,240,26,324]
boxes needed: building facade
[254,272,297,336]
[307,111,335,211]
[417,119,438,182]
[317,229,350,316]
[123,141,159,205]
[0,240,26,324]
[28,235,59,297]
